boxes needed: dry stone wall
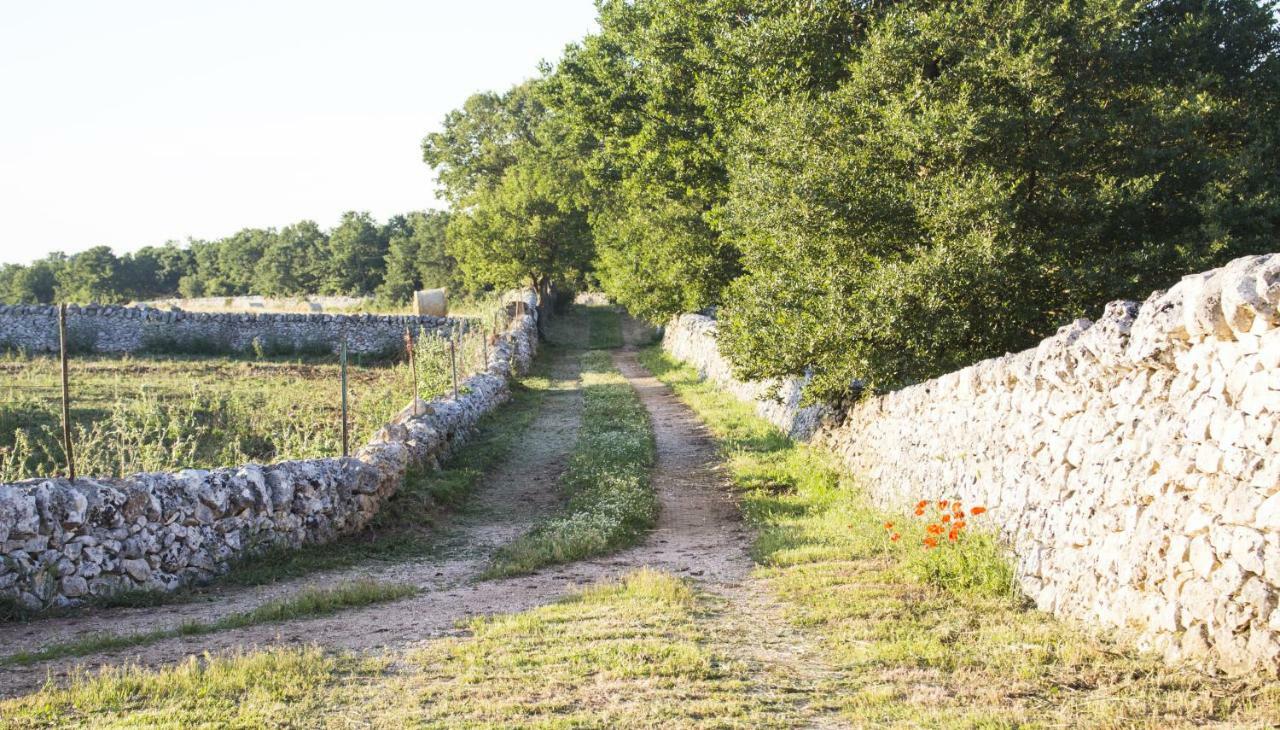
[0,291,539,610]
[0,303,462,357]
[664,255,1280,674]
[662,313,829,441]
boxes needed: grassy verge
[0,580,414,668]
[638,346,1280,728]
[0,356,558,622]
[0,571,803,728]
[212,360,557,588]
[485,349,655,577]
[584,304,623,349]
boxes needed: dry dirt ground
[0,314,840,725]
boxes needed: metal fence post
[340,340,349,458]
[449,337,458,399]
[57,304,76,481]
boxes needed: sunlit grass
[486,348,655,576]
[638,346,1280,728]
[0,580,415,668]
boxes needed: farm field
[0,332,490,483]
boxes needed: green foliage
[717,0,1280,397]
[547,0,741,322]
[0,211,461,306]
[376,210,455,304]
[486,348,655,576]
[423,81,593,302]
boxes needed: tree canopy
[421,0,1280,399]
[0,210,453,306]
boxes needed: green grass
[485,349,656,577]
[638,346,1280,728]
[1,353,557,621]
[207,360,558,589]
[0,327,493,483]
[0,580,415,668]
[584,304,623,349]
[0,571,810,729]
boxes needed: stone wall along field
[664,254,1280,674]
[0,303,462,356]
[0,291,539,611]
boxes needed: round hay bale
[413,289,448,317]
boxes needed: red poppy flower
[890,533,901,542]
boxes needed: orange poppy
[926,524,944,535]
[970,506,987,516]
[890,533,901,542]
[941,514,951,523]
[938,500,949,509]
[923,537,939,548]
[883,521,894,530]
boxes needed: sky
[0,1,599,266]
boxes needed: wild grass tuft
[485,349,655,576]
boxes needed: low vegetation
[0,571,806,728]
[0,580,415,668]
[638,347,1280,727]
[486,348,655,576]
[205,359,556,590]
[0,326,492,483]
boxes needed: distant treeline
[426,0,1280,399]
[0,210,455,305]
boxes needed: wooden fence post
[405,327,419,416]
[340,340,349,458]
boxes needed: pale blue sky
[0,1,598,265]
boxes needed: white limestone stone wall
[664,255,1280,674]
[662,314,829,440]
[0,291,539,610]
[0,303,461,357]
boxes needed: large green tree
[377,210,453,303]
[323,212,390,294]
[717,0,1280,398]
[423,80,593,303]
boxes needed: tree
[56,246,121,303]
[255,220,328,296]
[377,210,453,303]
[323,212,389,294]
[548,0,738,321]
[717,0,1280,398]
[424,80,593,305]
